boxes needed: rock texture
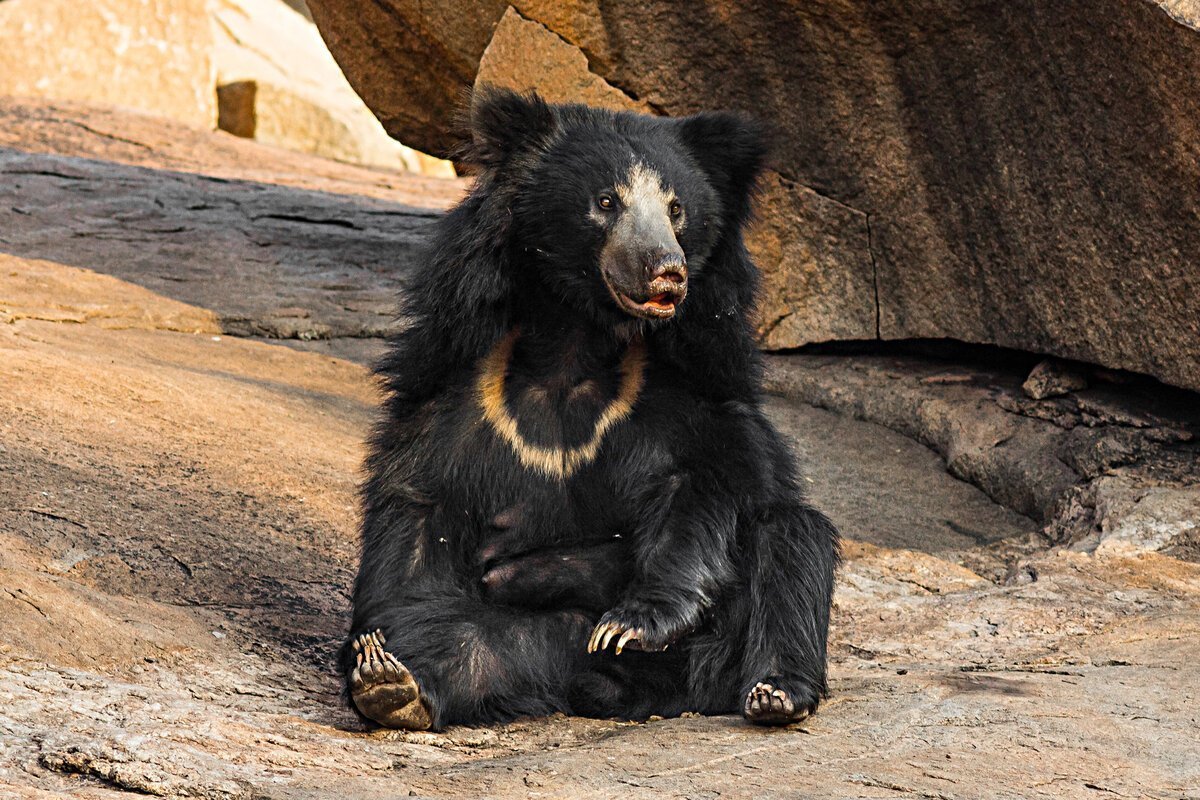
[305,0,509,156]
[764,350,1200,557]
[4,99,1200,799]
[475,8,650,113]
[0,98,467,363]
[4,268,1200,799]
[308,0,1200,392]
[0,0,217,128]
[213,0,454,175]
[0,0,452,174]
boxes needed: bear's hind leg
[735,504,838,726]
[344,600,593,729]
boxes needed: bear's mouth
[612,274,688,320]
[616,285,686,319]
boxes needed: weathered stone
[1159,0,1200,28]
[0,99,467,361]
[305,0,509,155]
[510,0,614,72]
[751,173,878,346]
[1022,358,1089,400]
[213,0,454,175]
[311,0,1200,392]
[0,254,220,334]
[216,80,259,139]
[763,351,1200,531]
[475,7,648,113]
[0,0,216,129]
[0,98,468,208]
[1092,478,1200,555]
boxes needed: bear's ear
[675,111,769,223]
[467,86,557,169]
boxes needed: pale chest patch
[476,329,646,480]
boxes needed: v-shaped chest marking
[476,329,646,481]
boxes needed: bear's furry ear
[675,111,769,223]
[466,86,556,169]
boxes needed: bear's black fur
[342,88,839,730]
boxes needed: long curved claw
[589,621,622,653]
[587,623,607,653]
[614,628,639,655]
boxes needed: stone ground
[1,99,1198,800]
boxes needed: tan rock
[751,172,877,347]
[1092,477,1200,556]
[212,0,454,175]
[3,115,1200,794]
[1021,358,1089,400]
[0,97,468,208]
[0,255,220,334]
[1158,0,1200,28]
[306,0,509,155]
[510,0,614,71]
[475,7,648,113]
[0,0,215,128]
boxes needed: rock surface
[4,99,1200,799]
[0,98,467,363]
[475,8,649,114]
[0,0,217,129]
[213,0,454,175]
[4,272,1200,799]
[764,350,1199,542]
[0,0,451,173]
[1022,359,1090,400]
[308,0,1200,393]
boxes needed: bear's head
[466,88,767,328]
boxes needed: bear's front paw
[587,602,692,654]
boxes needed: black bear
[341,88,838,730]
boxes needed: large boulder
[307,0,1200,392]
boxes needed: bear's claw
[743,679,813,726]
[588,620,649,654]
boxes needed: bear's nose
[654,265,686,284]
[643,248,687,284]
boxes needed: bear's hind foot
[349,629,432,730]
[743,677,816,726]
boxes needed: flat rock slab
[0,149,435,344]
[768,397,1036,561]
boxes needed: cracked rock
[1023,359,1089,400]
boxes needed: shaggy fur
[341,88,839,729]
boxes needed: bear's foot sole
[349,629,432,730]
[742,678,814,726]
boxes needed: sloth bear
[341,88,838,730]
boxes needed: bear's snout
[602,241,688,321]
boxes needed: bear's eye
[669,200,683,218]
[597,194,615,211]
